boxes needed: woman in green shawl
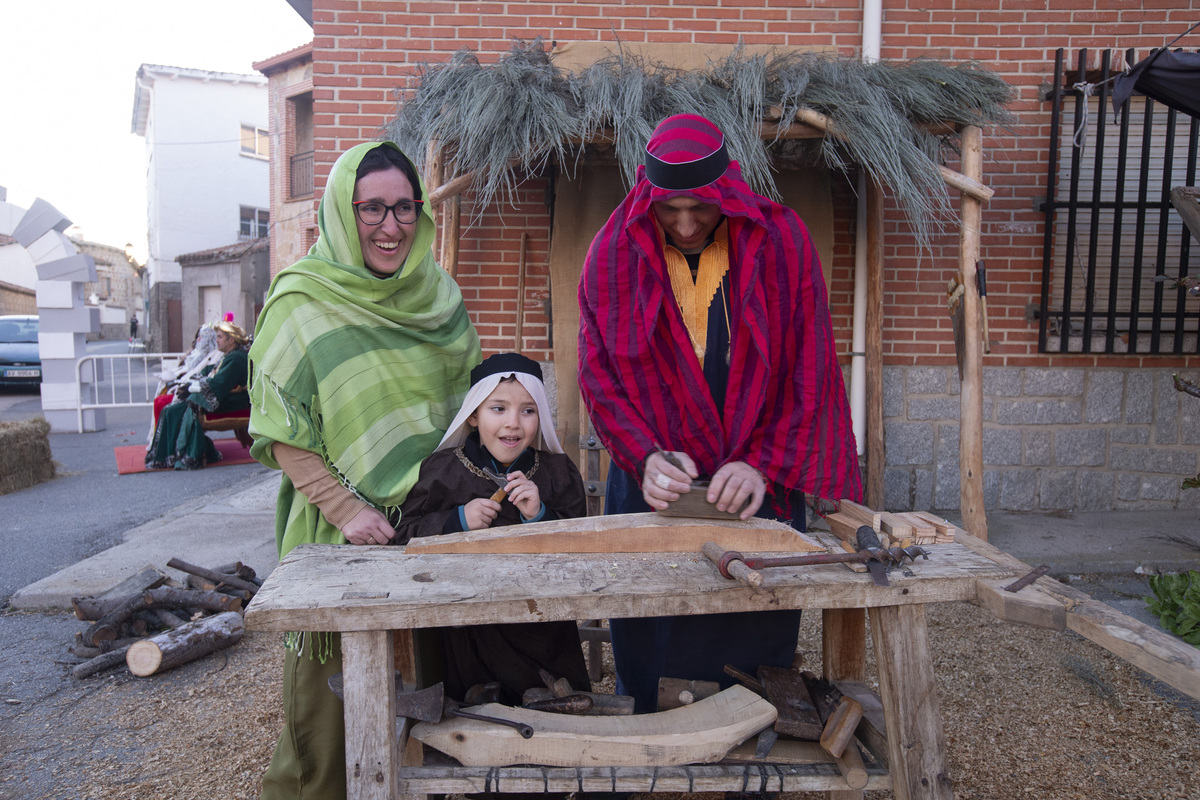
[250,141,480,800]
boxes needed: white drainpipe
[851,0,883,455]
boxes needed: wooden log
[85,587,239,647]
[167,557,259,596]
[125,611,245,677]
[73,644,134,679]
[143,586,242,614]
[94,566,169,605]
[214,561,260,584]
[72,594,136,622]
[150,608,189,630]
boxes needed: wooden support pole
[864,179,885,510]
[514,232,528,352]
[957,125,988,541]
[428,171,475,207]
[442,195,461,278]
[793,107,993,203]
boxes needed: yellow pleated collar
[661,219,729,363]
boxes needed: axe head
[326,672,445,723]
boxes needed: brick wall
[303,1,1200,511]
[309,0,1200,369]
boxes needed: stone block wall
[882,365,1200,514]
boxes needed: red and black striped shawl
[577,162,862,505]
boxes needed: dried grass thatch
[0,417,55,495]
[385,39,1013,248]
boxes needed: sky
[0,1,313,260]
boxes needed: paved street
[0,340,272,604]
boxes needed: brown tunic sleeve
[272,442,369,531]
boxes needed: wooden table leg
[822,608,867,799]
[343,630,399,800]
[870,605,953,800]
[823,608,867,682]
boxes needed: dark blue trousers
[605,466,805,713]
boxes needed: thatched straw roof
[385,40,1012,247]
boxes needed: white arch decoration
[0,186,105,432]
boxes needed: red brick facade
[306,0,1200,366]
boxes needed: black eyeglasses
[352,199,424,225]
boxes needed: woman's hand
[342,506,397,545]
[707,461,766,521]
[504,471,541,519]
[463,497,501,530]
[641,450,698,511]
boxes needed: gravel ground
[2,596,1197,800]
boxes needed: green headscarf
[249,141,480,560]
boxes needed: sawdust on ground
[20,599,1200,800]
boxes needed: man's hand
[463,497,501,530]
[707,461,766,521]
[504,471,542,519]
[342,506,397,545]
[641,450,698,511]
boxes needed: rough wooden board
[954,525,1200,702]
[976,576,1067,631]
[402,511,822,554]
[411,685,776,767]
[246,540,1016,633]
[759,666,823,740]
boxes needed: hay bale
[0,417,55,495]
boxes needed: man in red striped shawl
[578,113,861,712]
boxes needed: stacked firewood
[68,559,259,679]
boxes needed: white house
[131,64,270,351]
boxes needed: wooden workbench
[245,529,1017,800]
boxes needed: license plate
[4,369,39,377]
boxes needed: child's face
[467,379,540,460]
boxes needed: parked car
[0,315,41,386]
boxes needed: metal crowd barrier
[75,352,185,433]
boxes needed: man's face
[651,196,722,254]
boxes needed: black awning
[1112,48,1200,119]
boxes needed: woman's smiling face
[353,166,418,277]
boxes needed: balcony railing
[290,150,314,199]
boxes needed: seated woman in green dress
[146,319,251,470]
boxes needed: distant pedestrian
[129,314,139,339]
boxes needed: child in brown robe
[395,352,590,704]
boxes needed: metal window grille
[1039,47,1200,355]
[289,150,314,198]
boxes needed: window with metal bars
[1039,47,1199,355]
